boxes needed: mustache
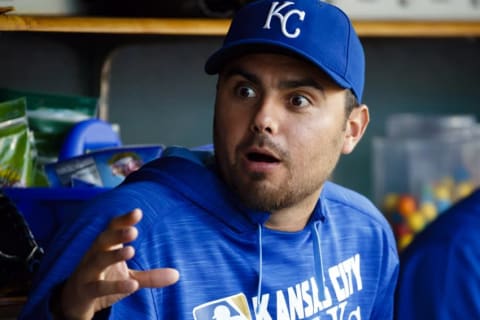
[238,133,289,161]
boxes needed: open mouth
[246,152,279,163]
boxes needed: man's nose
[250,97,279,135]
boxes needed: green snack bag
[0,98,33,187]
[0,88,98,164]
[0,89,98,186]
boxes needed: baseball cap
[205,0,365,102]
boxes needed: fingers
[94,209,142,251]
[95,226,138,252]
[110,208,143,229]
[77,209,144,282]
[131,268,180,288]
[57,209,149,318]
[84,278,139,299]
[84,267,180,299]
[84,246,135,279]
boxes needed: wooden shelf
[354,20,480,38]
[1,15,480,37]
[0,15,230,35]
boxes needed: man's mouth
[246,151,280,163]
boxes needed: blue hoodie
[20,147,398,319]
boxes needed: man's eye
[290,95,310,108]
[236,86,256,98]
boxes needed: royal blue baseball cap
[205,0,365,102]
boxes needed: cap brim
[205,39,351,93]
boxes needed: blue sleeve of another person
[395,189,480,319]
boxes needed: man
[395,188,480,319]
[20,0,399,319]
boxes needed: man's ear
[342,104,369,154]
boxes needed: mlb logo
[193,293,252,320]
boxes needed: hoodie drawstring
[256,221,326,312]
[312,221,326,301]
[256,224,263,314]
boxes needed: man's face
[213,53,358,213]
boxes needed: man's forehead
[222,52,339,86]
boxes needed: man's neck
[264,191,321,232]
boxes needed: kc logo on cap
[205,0,366,102]
[263,1,306,39]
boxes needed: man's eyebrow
[279,78,325,93]
[222,67,260,85]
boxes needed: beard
[231,159,328,212]
[215,131,335,213]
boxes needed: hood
[123,146,271,233]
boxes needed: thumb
[131,268,180,289]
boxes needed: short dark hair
[345,89,360,117]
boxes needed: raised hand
[53,209,179,319]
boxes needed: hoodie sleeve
[18,190,140,320]
[395,235,480,319]
[395,190,480,320]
